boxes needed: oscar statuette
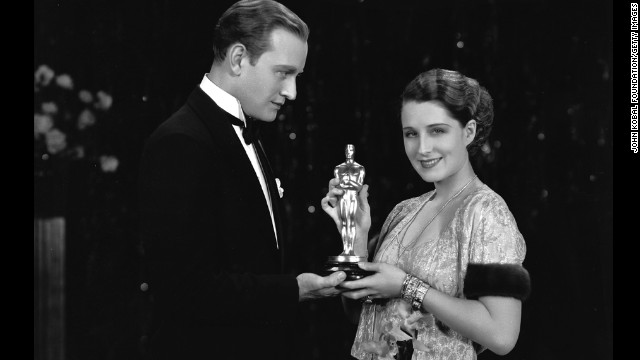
[324,144,374,281]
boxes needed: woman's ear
[228,43,247,76]
[464,119,477,146]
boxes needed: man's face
[237,28,308,122]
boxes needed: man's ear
[464,119,477,146]
[228,43,248,76]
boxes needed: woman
[322,69,531,360]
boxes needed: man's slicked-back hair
[212,0,309,65]
[401,68,494,156]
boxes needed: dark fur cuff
[463,263,531,301]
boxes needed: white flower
[41,101,58,115]
[45,129,67,154]
[361,341,392,359]
[34,113,54,138]
[95,90,113,110]
[77,108,97,130]
[100,155,119,172]
[55,74,74,89]
[34,64,55,86]
[78,89,93,104]
[275,178,284,198]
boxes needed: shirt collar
[199,74,247,125]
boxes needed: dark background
[34,0,613,359]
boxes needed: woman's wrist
[354,230,370,257]
[400,274,431,311]
[412,281,431,310]
[357,227,370,238]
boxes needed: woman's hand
[321,178,371,241]
[339,262,407,300]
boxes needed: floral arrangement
[34,64,118,173]
[34,64,122,217]
[362,300,434,360]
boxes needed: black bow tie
[229,113,260,145]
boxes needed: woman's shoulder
[462,182,511,214]
[461,182,527,264]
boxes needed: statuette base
[324,255,373,281]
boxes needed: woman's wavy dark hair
[401,68,494,155]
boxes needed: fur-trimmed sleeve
[464,263,531,300]
[464,190,530,300]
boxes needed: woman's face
[401,100,474,184]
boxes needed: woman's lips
[419,158,441,168]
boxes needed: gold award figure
[336,144,364,256]
[325,144,373,280]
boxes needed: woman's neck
[432,166,477,201]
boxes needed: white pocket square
[275,178,284,198]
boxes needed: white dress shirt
[199,74,278,248]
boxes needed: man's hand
[297,271,347,302]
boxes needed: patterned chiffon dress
[351,182,527,360]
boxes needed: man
[138,1,345,359]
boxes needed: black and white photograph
[34,0,613,359]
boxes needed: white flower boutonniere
[275,178,284,198]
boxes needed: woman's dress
[351,182,527,360]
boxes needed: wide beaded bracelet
[400,274,413,301]
[400,274,431,311]
[400,274,420,304]
[412,281,431,311]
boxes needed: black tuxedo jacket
[139,87,298,359]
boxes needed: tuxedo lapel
[187,89,273,221]
[185,87,283,253]
[186,88,253,177]
[255,139,284,248]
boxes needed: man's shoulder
[150,86,227,136]
[149,105,201,139]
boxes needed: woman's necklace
[395,174,478,261]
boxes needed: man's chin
[255,114,278,122]
[246,109,275,122]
